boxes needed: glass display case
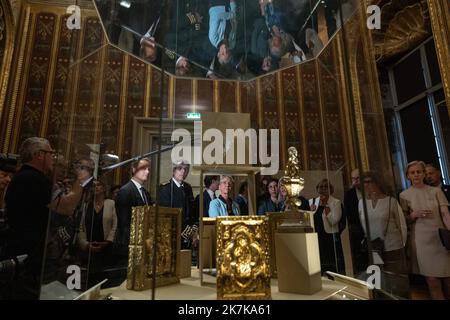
[2,0,449,301]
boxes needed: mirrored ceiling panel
[94,0,355,80]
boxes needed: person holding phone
[400,161,450,300]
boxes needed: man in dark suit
[235,181,249,215]
[159,160,195,249]
[426,163,450,204]
[5,137,55,299]
[115,158,152,263]
[343,168,368,277]
[195,175,219,217]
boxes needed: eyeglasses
[40,149,57,158]
[75,165,92,171]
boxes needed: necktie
[141,187,149,205]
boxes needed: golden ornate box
[216,216,271,300]
[267,211,314,278]
[126,206,182,291]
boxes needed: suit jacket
[195,189,216,217]
[115,180,152,249]
[78,199,118,250]
[159,179,195,228]
[234,194,248,215]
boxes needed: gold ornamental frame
[127,205,181,291]
[216,216,271,300]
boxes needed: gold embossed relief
[127,206,181,291]
[216,216,271,300]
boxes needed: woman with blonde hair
[400,161,450,300]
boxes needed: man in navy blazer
[195,175,220,217]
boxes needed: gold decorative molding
[276,72,286,167]
[235,81,241,113]
[93,45,107,144]
[213,80,219,112]
[256,78,263,128]
[192,78,197,113]
[372,1,430,62]
[295,65,308,169]
[427,0,450,117]
[168,75,174,118]
[10,5,35,152]
[314,59,329,170]
[144,64,151,117]
[115,53,129,182]
[0,0,16,150]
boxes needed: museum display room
[0,0,449,301]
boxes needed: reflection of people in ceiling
[164,0,214,77]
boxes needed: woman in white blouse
[358,173,407,275]
[309,179,345,274]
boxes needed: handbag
[438,228,450,250]
[369,198,392,254]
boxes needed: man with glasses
[4,137,56,299]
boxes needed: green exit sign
[186,112,201,119]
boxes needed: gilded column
[213,80,220,112]
[2,5,31,152]
[256,78,263,128]
[427,0,450,117]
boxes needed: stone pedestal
[275,232,322,295]
[180,250,192,278]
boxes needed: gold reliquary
[216,216,271,300]
[126,206,181,291]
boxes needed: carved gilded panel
[127,206,182,291]
[216,216,271,300]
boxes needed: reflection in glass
[93,0,357,80]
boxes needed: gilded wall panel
[68,17,104,159]
[17,13,55,147]
[300,62,324,170]
[318,45,345,170]
[218,81,237,113]
[281,69,302,162]
[196,79,214,113]
[46,14,78,148]
[174,78,193,118]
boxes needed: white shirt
[309,196,342,234]
[172,177,183,188]
[358,197,407,251]
[131,178,147,203]
[206,188,215,200]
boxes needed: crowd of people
[1,136,449,300]
[95,0,358,79]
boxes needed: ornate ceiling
[371,0,431,63]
